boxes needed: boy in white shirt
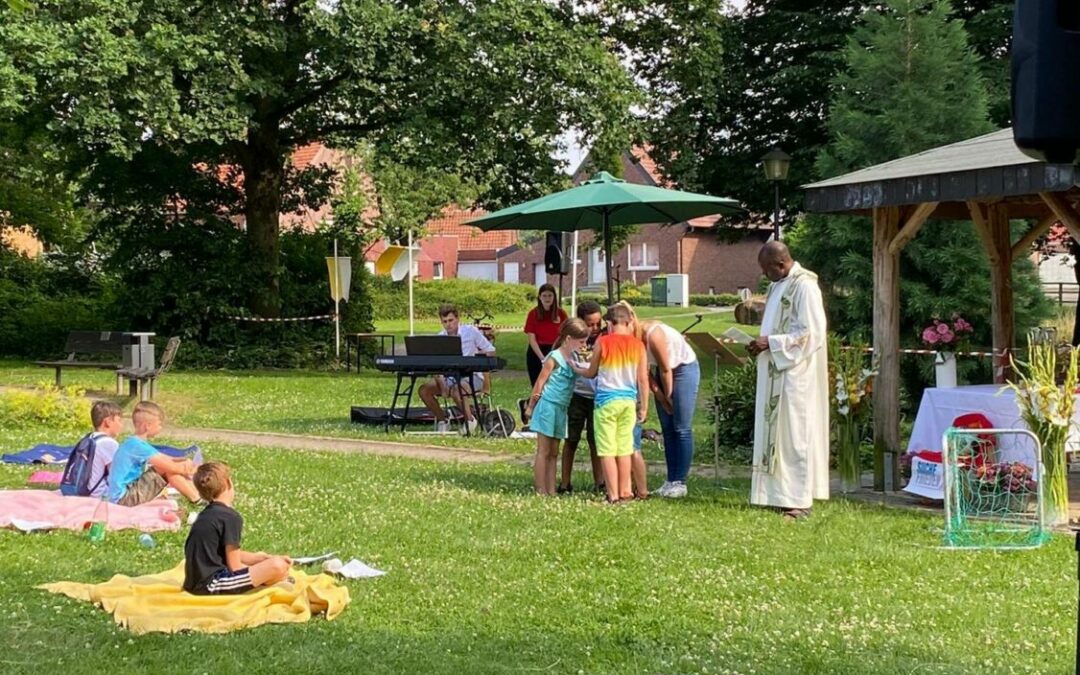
[418,303,496,434]
[86,401,123,498]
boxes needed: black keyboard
[374,355,506,374]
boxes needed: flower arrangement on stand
[827,335,877,493]
[920,314,974,350]
[921,315,974,388]
[958,459,1037,514]
[1008,337,1079,526]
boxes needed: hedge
[369,277,538,320]
[689,293,740,307]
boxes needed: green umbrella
[467,171,744,304]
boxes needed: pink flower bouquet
[921,314,973,351]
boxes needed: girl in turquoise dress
[525,318,590,495]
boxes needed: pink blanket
[28,471,63,486]
[0,490,181,533]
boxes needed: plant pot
[935,351,957,388]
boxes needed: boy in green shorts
[572,303,648,503]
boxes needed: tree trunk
[243,123,287,317]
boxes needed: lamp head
[761,147,792,182]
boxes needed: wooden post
[873,206,901,492]
[989,205,1014,382]
[970,201,1014,382]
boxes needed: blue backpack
[59,433,105,497]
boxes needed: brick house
[497,147,768,294]
[270,142,763,290]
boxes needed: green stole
[758,265,816,475]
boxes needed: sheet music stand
[685,332,748,482]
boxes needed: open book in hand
[721,327,755,346]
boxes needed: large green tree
[0,0,636,315]
[618,0,1014,218]
[788,0,1050,368]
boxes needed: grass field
[0,427,1073,674]
[0,306,749,458]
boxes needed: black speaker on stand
[1013,8,1080,669]
[1012,1,1080,162]
[544,232,571,302]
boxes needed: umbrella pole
[570,230,579,309]
[604,211,614,306]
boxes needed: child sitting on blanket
[106,402,200,506]
[183,462,292,595]
[85,401,123,498]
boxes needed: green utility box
[650,276,668,306]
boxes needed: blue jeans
[658,360,700,482]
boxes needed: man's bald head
[758,241,794,282]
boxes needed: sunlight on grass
[0,431,1072,674]
[0,356,741,461]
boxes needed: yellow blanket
[39,563,350,635]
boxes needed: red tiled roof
[426,206,517,251]
[291,142,324,170]
[629,145,669,187]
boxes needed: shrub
[690,293,740,307]
[0,385,90,432]
[0,246,115,358]
[710,360,757,464]
[370,277,536,320]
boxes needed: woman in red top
[524,283,568,385]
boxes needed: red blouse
[524,307,568,346]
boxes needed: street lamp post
[761,147,792,240]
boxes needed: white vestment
[750,262,830,509]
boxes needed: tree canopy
[788,0,1050,374]
[0,0,637,314]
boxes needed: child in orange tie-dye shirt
[572,303,648,503]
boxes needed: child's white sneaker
[461,418,480,436]
[435,420,450,433]
[655,481,674,497]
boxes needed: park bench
[34,331,127,389]
[116,337,181,401]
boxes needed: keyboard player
[418,303,496,434]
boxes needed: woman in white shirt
[639,319,700,499]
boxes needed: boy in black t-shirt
[183,462,292,595]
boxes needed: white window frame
[432,262,444,280]
[627,242,659,271]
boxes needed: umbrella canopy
[467,171,744,303]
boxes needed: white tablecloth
[907,384,1080,465]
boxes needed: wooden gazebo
[802,128,1080,491]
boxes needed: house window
[433,262,444,280]
[628,242,659,270]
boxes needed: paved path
[163,425,749,479]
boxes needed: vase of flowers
[921,315,974,389]
[1008,337,1079,526]
[828,335,877,493]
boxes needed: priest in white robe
[746,242,830,518]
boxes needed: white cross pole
[333,238,340,358]
[407,229,415,336]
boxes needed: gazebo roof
[803,128,1078,215]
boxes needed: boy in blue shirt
[106,402,200,506]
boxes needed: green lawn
[0,429,1072,674]
[0,308,751,459]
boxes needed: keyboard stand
[385,369,484,437]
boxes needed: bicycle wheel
[482,408,516,438]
